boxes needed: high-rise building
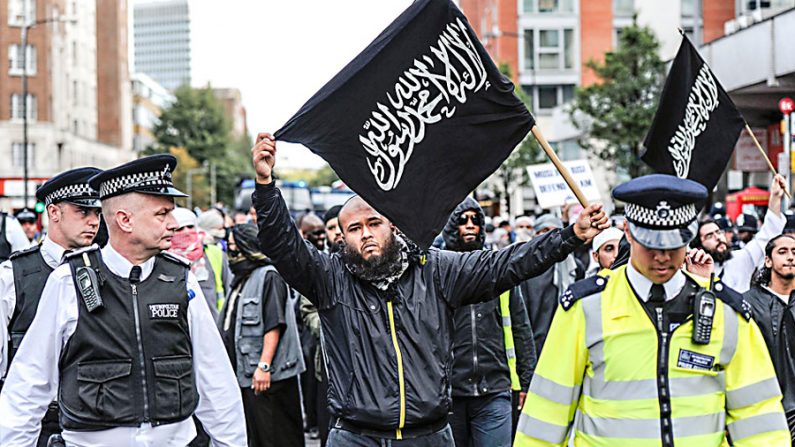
[133,0,191,91]
[0,0,134,209]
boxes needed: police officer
[0,168,101,446]
[515,174,789,447]
[0,155,246,447]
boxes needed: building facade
[132,72,174,153]
[133,0,191,91]
[459,0,778,215]
[0,0,134,209]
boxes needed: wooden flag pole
[744,124,791,199]
[531,125,590,207]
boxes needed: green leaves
[568,21,665,178]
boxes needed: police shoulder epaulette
[711,281,752,321]
[64,244,99,260]
[158,251,190,267]
[9,244,41,261]
[560,275,608,311]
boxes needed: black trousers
[301,344,318,429]
[316,377,330,447]
[241,376,305,447]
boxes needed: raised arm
[251,133,334,305]
[436,204,607,307]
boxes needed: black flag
[274,0,534,248]
[641,35,744,190]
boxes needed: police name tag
[149,304,180,320]
[677,349,714,371]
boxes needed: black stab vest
[8,245,53,363]
[58,249,198,430]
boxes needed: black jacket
[443,198,534,397]
[253,183,583,432]
[744,285,795,412]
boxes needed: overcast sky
[181,0,415,169]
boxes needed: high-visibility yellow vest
[204,244,225,311]
[515,265,789,447]
[499,290,520,391]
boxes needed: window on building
[7,0,35,26]
[10,94,36,120]
[522,84,576,111]
[11,143,35,168]
[613,0,634,16]
[523,0,575,13]
[8,44,36,75]
[525,29,575,71]
[681,0,696,17]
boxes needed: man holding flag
[251,132,608,446]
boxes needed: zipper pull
[655,308,664,332]
[131,284,137,294]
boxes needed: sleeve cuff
[561,225,583,247]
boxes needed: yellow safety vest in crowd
[204,244,225,311]
[515,265,789,447]
[499,290,520,391]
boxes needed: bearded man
[251,133,609,446]
[691,175,786,293]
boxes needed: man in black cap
[516,174,788,447]
[15,208,40,244]
[0,167,101,446]
[324,205,343,253]
[0,155,246,447]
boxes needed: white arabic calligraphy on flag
[359,18,489,191]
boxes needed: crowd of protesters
[0,141,793,447]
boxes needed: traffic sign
[780,97,795,115]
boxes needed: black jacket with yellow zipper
[253,182,583,435]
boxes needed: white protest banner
[527,159,601,209]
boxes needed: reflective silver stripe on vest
[720,303,739,366]
[578,412,724,439]
[529,374,581,406]
[583,374,724,401]
[728,411,788,441]
[726,377,782,410]
[502,316,512,326]
[506,347,516,359]
[517,413,570,443]
[581,294,603,364]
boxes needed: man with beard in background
[744,234,795,442]
[443,198,534,447]
[251,133,608,446]
[324,206,343,253]
[691,174,786,293]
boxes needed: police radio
[76,266,103,312]
[692,274,716,345]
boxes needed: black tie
[649,284,665,331]
[129,266,142,284]
[60,250,73,264]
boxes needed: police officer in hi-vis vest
[515,174,790,447]
[0,155,246,447]
[0,167,102,447]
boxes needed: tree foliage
[568,21,665,177]
[149,85,250,207]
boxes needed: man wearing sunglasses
[251,133,609,446]
[443,198,534,447]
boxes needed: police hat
[736,213,759,233]
[36,167,102,208]
[15,208,36,222]
[612,174,707,250]
[89,154,187,200]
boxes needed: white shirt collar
[40,236,67,269]
[102,243,155,281]
[763,285,790,304]
[627,261,686,302]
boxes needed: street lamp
[19,13,76,208]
